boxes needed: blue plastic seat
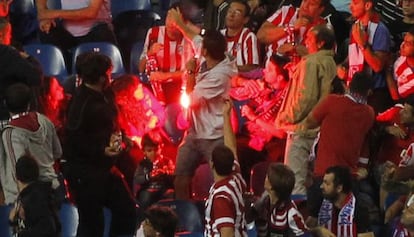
[23,44,68,83]
[161,103,185,145]
[0,205,12,237]
[155,199,203,233]
[111,0,152,19]
[130,41,145,75]
[71,42,126,79]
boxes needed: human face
[142,219,157,237]
[305,29,319,54]
[298,0,324,20]
[400,103,414,125]
[264,62,287,90]
[402,0,414,17]
[143,146,158,161]
[400,33,414,57]
[320,173,340,201]
[225,2,249,30]
[165,11,182,40]
[349,0,371,19]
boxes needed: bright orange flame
[180,92,190,109]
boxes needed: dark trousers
[68,166,137,237]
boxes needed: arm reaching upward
[223,99,237,161]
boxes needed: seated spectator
[392,192,414,236]
[393,27,414,99]
[221,0,260,72]
[0,83,62,205]
[36,0,116,57]
[38,76,70,138]
[135,205,178,237]
[134,133,174,210]
[250,163,308,236]
[311,166,374,237]
[9,154,60,237]
[388,0,414,53]
[231,55,288,151]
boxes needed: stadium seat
[71,42,126,79]
[113,10,161,72]
[111,0,152,19]
[59,202,79,237]
[161,103,185,145]
[23,44,69,83]
[191,163,214,201]
[130,41,145,75]
[155,199,203,233]
[9,0,39,44]
[232,99,249,134]
[249,161,269,197]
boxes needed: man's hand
[149,71,169,82]
[0,0,12,17]
[168,7,185,29]
[241,105,256,121]
[186,57,197,72]
[351,22,368,48]
[148,43,163,56]
[294,17,310,31]
[278,43,295,55]
[385,124,407,139]
[39,19,56,33]
[355,167,368,180]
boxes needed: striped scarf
[348,20,379,81]
[394,56,414,98]
[393,222,411,237]
[318,193,356,237]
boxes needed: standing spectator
[304,71,375,226]
[0,83,62,205]
[203,0,230,31]
[250,163,309,237]
[256,0,328,63]
[345,0,392,113]
[205,99,247,237]
[275,24,337,196]
[312,166,373,237]
[65,52,137,237]
[394,27,414,99]
[35,0,116,57]
[221,0,260,72]
[9,155,60,237]
[172,29,237,200]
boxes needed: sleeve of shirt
[372,23,391,52]
[190,71,229,107]
[355,199,372,233]
[212,194,236,230]
[266,7,283,24]
[244,32,260,65]
[288,205,309,236]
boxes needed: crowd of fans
[0,0,414,236]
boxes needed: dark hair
[312,24,336,50]
[325,166,353,194]
[76,52,112,84]
[319,0,331,8]
[202,29,227,61]
[141,133,159,149]
[350,71,372,96]
[5,83,32,113]
[267,163,295,201]
[408,26,414,37]
[212,145,234,176]
[145,206,178,237]
[229,0,251,17]
[268,54,290,81]
[16,154,39,183]
[111,74,139,97]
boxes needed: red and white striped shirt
[205,161,247,237]
[394,56,414,98]
[140,26,194,72]
[264,5,325,61]
[220,28,259,66]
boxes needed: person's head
[401,194,414,235]
[111,74,140,99]
[76,52,112,88]
[143,205,178,237]
[264,55,289,90]
[141,133,160,161]
[402,0,414,19]
[166,2,186,40]
[0,17,11,45]
[305,24,335,53]
[264,163,295,201]
[349,0,374,20]
[298,0,329,21]
[320,166,353,202]
[400,27,414,58]
[225,0,251,30]
[16,154,39,184]
[349,71,372,97]
[400,95,414,125]
[211,145,234,176]
[5,83,31,114]
[202,29,227,61]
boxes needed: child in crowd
[134,133,174,210]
